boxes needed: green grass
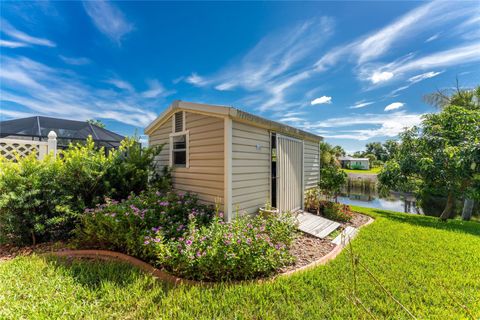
[342,167,382,174]
[1,207,480,319]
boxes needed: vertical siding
[304,140,320,191]
[148,112,225,206]
[231,121,270,215]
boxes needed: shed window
[170,131,189,168]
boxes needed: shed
[145,101,322,221]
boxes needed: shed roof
[338,156,370,161]
[145,101,323,142]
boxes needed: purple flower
[158,201,169,206]
[156,191,161,196]
[196,251,202,257]
[224,240,231,245]
[144,240,150,245]
[237,239,241,244]
[246,238,252,244]
[185,239,192,246]
[218,212,224,218]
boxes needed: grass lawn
[1,207,479,319]
[342,167,382,174]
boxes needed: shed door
[276,134,303,213]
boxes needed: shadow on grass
[370,209,480,237]
[41,255,173,293]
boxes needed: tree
[319,165,347,202]
[86,119,106,128]
[364,153,377,163]
[383,140,399,161]
[365,142,388,161]
[379,104,480,220]
[423,84,480,220]
[331,145,346,157]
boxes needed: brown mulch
[0,241,72,262]
[346,212,371,228]
[281,233,336,273]
[281,211,372,273]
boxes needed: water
[338,176,423,214]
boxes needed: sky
[0,1,479,153]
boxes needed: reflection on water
[338,177,423,214]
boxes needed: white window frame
[169,130,189,168]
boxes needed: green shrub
[0,136,166,245]
[152,212,297,281]
[76,190,215,258]
[0,154,76,245]
[321,201,354,222]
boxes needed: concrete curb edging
[46,216,375,286]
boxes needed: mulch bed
[282,211,371,272]
[1,212,373,280]
[0,241,71,262]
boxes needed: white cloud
[314,1,478,83]
[0,39,28,48]
[184,17,334,111]
[349,101,374,109]
[0,19,55,47]
[83,0,133,44]
[185,73,208,86]
[314,112,423,140]
[425,33,440,42]
[59,55,91,65]
[369,71,394,84]
[141,79,174,98]
[372,43,480,81]
[106,79,134,92]
[408,71,443,83]
[311,96,332,105]
[0,56,161,127]
[384,102,404,111]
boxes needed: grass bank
[1,207,479,319]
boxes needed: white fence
[0,131,57,161]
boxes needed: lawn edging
[45,216,375,286]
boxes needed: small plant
[152,211,297,281]
[76,190,215,258]
[321,202,354,222]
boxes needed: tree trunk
[440,192,454,221]
[462,198,475,221]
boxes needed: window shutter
[174,112,184,133]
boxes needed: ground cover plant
[1,206,479,319]
[153,212,297,281]
[304,187,354,222]
[77,190,215,259]
[78,190,297,281]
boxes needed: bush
[321,202,354,222]
[152,212,297,281]
[0,136,165,245]
[76,190,215,259]
[0,154,76,245]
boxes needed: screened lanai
[0,116,125,149]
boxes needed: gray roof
[338,156,370,161]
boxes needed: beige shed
[145,101,322,221]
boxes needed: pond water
[338,176,423,214]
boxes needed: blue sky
[1,1,479,152]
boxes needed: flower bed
[77,190,298,281]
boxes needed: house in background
[338,155,370,170]
[145,101,322,221]
[0,116,125,161]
